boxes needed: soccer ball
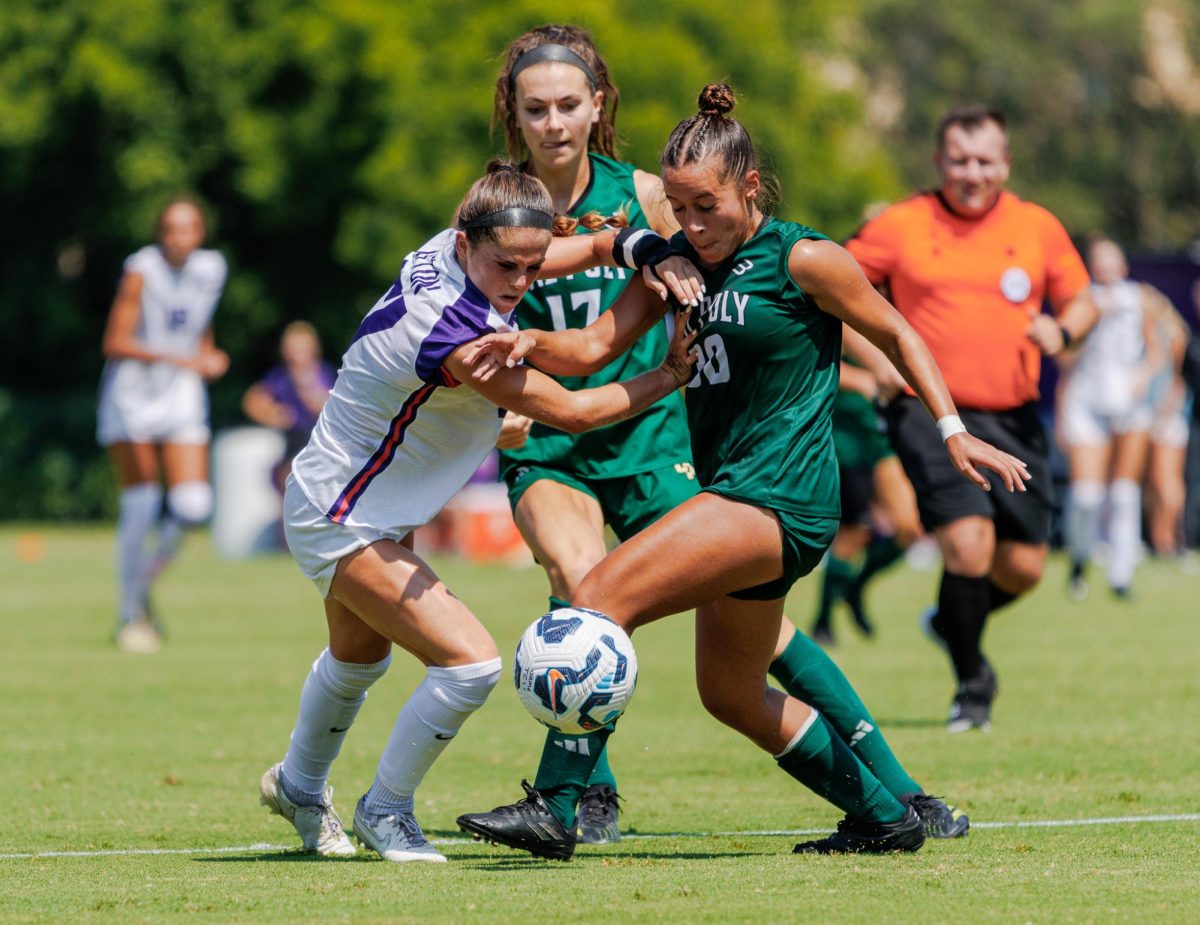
[513,607,638,735]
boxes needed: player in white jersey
[1057,238,1166,598]
[97,198,229,652]
[259,162,699,862]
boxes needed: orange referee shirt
[846,190,1090,411]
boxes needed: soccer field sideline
[3,812,1197,861]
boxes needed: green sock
[770,629,922,800]
[854,535,904,588]
[585,744,617,791]
[533,727,611,828]
[812,554,856,631]
[548,594,571,611]
[776,714,905,823]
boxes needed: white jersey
[97,246,227,445]
[1063,280,1147,416]
[291,229,515,535]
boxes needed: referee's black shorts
[883,396,1052,544]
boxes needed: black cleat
[1067,560,1089,601]
[843,583,875,637]
[793,805,925,854]
[905,794,970,838]
[456,780,576,861]
[946,663,997,733]
[576,784,621,844]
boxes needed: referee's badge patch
[1000,267,1032,303]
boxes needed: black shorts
[884,396,1052,544]
[838,464,874,526]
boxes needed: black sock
[986,581,1018,614]
[936,572,990,683]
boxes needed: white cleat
[116,618,162,654]
[259,764,355,857]
[354,797,447,863]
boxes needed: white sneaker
[354,797,447,863]
[259,764,356,857]
[919,606,948,652]
[117,619,162,654]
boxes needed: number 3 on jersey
[545,289,602,331]
[687,332,731,387]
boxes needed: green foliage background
[1,0,1197,519]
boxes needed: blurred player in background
[489,24,698,844]
[242,320,336,494]
[846,105,1097,732]
[1142,274,1193,560]
[97,197,229,653]
[258,163,699,863]
[808,328,922,645]
[1057,237,1170,599]
[458,86,1028,859]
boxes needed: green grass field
[2,526,1198,924]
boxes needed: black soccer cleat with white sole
[905,793,970,838]
[947,662,998,733]
[793,805,925,855]
[576,784,621,844]
[456,779,576,861]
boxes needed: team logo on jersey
[1000,267,1032,303]
[731,259,755,276]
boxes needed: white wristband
[937,415,967,442]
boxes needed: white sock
[280,648,392,803]
[144,481,213,583]
[116,483,162,623]
[1107,479,1142,589]
[1066,481,1105,566]
[364,658,502,817]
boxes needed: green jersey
[832,383,892,469]
[501,154,692,479]
[673,218,842,518]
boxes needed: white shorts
[283,477,408,597]
[97,361,209,446]
[1058,388,1151,447]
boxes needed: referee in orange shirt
[846,105,1098,732]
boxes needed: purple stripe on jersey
[414,278,495,384]
[326,382,437,523]
[349,288,407,347]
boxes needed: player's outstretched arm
[462,274,681,380]
[448,308,697,433]
[790,238,1031,493]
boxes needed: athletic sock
[987,580,1019,614]
[533,727,611,828]
[548,595,571,611]
[281,648,392,803]
[367,658,502,815]
[936,572,991,683]
[853,535,905,590]
[143,482,212,584]
[769,629,922,799]
[812,553,856,633]
[115,483,162,623]
[1107,478,1142,590]
[1066,480,1104,571]
[775,711,905,824]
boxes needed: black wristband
[612,227,674,271]
[1058,323,1073,348]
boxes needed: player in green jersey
[489,25,702,843]
[806,333,922,645]
[458,85,1030,857]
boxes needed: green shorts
[504,460,700,541]
[712,498,838,601]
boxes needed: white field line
[1,813,1196,861]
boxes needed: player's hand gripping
[945,432,1032,493]
[660,307,700,386]
[461,330,536,382]
[496,411,533,450]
